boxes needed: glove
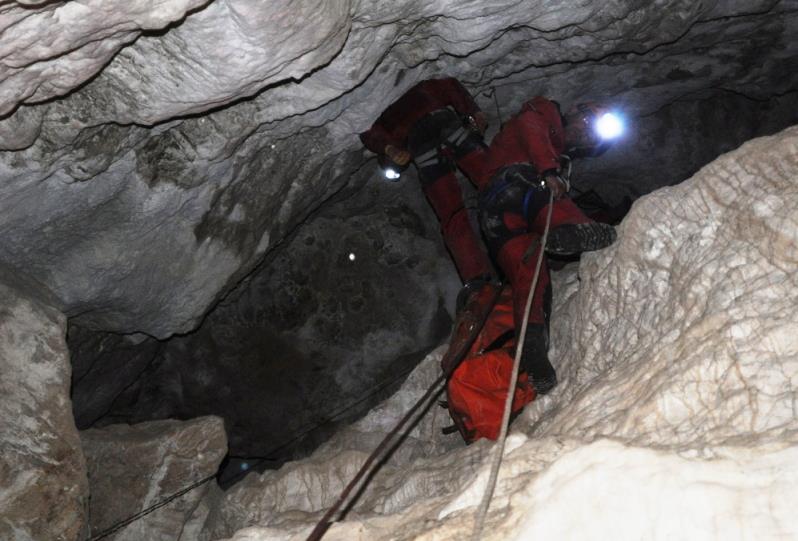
[543,171,569,199]
[384,144,411,166]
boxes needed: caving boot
[545,222,617,256]
[520,324,557,396]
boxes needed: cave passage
[1,2,797,541]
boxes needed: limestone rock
[70,175,458,461]
[80,416,227,541]
[542,125,798,450]
[2,1,797,337]
[203,348,470,538]
[209,126,798,539]
[0,0,210,116]
[0,279,88,541]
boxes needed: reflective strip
[447,126,469,145]
[414,147,439,164]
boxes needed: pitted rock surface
[0,279,88,541]
[205,126,798,540]
[80,416,227,541]
[70,176,459,461]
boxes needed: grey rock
[0,0,210,116]
[80,416,227,541]
[0,278,88,541]
[71,174,460,461]
[1,1,797,337]
[211,125,798,541]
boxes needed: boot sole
[545,223,617,256]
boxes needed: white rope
[471,190,555,540]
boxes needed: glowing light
[240,462,249,471]
[383,168,401,180]
[595,112,624,140]
[348,252,356,261]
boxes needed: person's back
[360,77,481,156]
[484,96,565,181]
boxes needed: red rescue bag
[444,286,536,443]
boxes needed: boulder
[209,125,798,539]
[0,279,88,541]
[80,416,227,541]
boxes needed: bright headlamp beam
[595,112,624,140]
[384,168,401,180]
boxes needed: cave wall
[0,1,795,339]
[0,1,796,538]
[70,170,461,461]
[0,278,88,541]
[205,122,798,541]
[26,0,790,464]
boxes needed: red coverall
[360,78,492,283]
[480,97,595,391]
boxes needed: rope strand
[471,190,554,540]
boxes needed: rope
[85,358,426,541]
[306,373,446,540]
[470,190,554,541]
[492,86,503,126]
[87,474,216,541]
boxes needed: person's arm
[360,126,411,166]
[517,112,568,197]
[359,124,392,155]
[518,112,561,173]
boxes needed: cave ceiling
[1,0,797,337]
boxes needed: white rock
[208,126,798,540]
[0,0,209,116]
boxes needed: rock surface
[0,0,211,118]
[0,279,88,541]
[204,126,798,540]
[70,174,459,461]
[1,1,796,336]
[80,416,227,541]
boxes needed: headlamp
[378,153,407,181]
[594,112,624,140]
[383,167,401,181]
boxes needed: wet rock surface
[0,279,88,541]
[80,416,227,541]
[205,126,798,540]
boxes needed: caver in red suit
[360,78,493,284]
[479,96,617,395]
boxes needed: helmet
[378,153,409,181]
[564,102,624,156]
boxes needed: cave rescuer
[360,77,499,321]
[442,98,623,443]
[474,97,622,397]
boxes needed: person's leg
[450,124,491,189]
[420,173,493,283]
[479,176,558,395]
[495,234,557,394]
[409,111,493,283]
